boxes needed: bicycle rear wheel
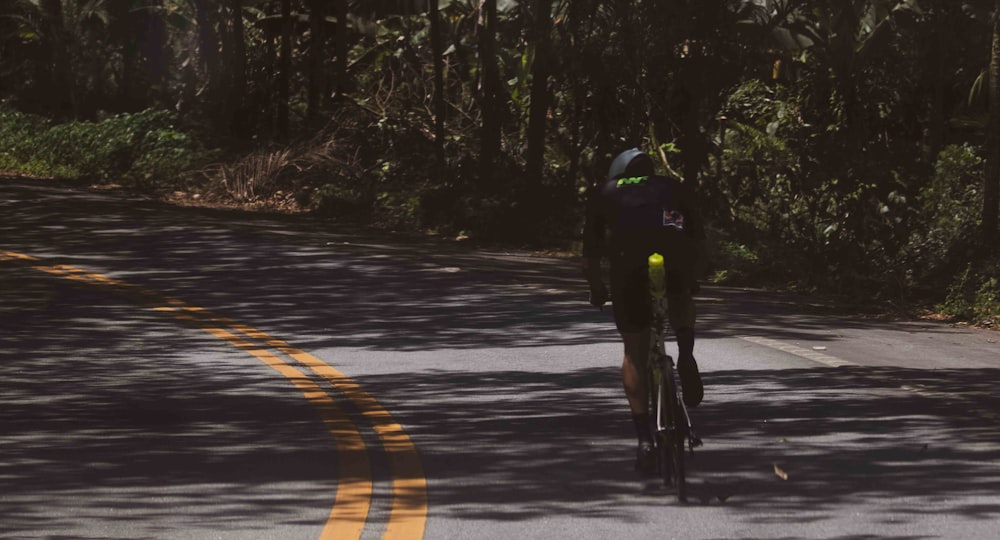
[650,364,671,486]
[660,369,687,502]
[672,407,686,502]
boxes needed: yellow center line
[0,251,38,261]
[222,322,429,540]
[175,318,373,540]
[1,249,428,540]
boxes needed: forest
[0,0,998,325]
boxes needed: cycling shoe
[678,355,703,407]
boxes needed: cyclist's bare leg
[623,329,656,474]
[667,289,702,406]
[667,289,696,358]
[621,329,650,416]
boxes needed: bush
[0,105,205,186]
[903,143,983,286]
[702,226,763,284]
[939,259,1000,327]
[308,110,437,229]
[715,80,818,281]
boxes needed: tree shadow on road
[0,270,341,539]
[355,363,1000,529]
[0,178,974,355]
[5,179,1000,537]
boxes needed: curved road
[2,179,999,539]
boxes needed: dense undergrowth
[0,107,208,186]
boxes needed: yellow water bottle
[648,252,666,298]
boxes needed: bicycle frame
[649,299,680,439]
[646,253,700,501]
[650,307,697,431]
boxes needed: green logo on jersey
[616,175,649,188]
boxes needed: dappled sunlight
[0,267,338,538]
[4,179,1000,538]
[349,364,1000,528]
[0,180,970,358]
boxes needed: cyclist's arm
[581,184,610,306]
[581,183,606,277]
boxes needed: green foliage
[715,5,968,297]
[0,105,204,186]
[303,106,438,229]
[0,108,67,178]
[715,79,818,282]
[703,226,761,285]
[904,144,984,286]
[939,260,1000,327]
[313,182,367,218]
[1,0,998,322]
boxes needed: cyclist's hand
[589,281,609,307]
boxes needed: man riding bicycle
[582,147,705,474]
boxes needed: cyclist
[581,147,705,474]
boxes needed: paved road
[2,179,999,539]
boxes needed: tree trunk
[478,0,501,185]
[333,0,347,98]
[430,0,446,168]
[619,0,644,143]
[144,1,169,108]
[229,0,248,133]
[925,9,948,162]
[307,0,326,125]
[260,23,278,138]
[194,1,221,88]
[119,19,140,111]
[985,0,1000,249]
[194,0,222,126]
[40,0,75,117]
[217,2,235,132]
[525,0,553,187]
[115,0,145,111]
[277,0,292,141]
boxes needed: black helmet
[607,147,654,181]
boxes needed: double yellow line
[1,249,427,540]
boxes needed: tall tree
[524,0,553,187]
[333,0,347,97]
[142,0,169,108]
[478,0,501,185]
[193,0,222,121]
[39,0,75,116]
[277,0,292,141]
[430,0,446,168]
[307,0,326,124]
[229,0,248,132]
[986,0,1000,249]
[114,0,143,111]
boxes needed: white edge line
[738,335,856,368]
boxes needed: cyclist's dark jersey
[582,173,704,277]
[583,173,704,332]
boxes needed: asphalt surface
[2,178,999,539]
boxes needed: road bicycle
[647,253,702,502]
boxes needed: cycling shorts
[610,264,695,334]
